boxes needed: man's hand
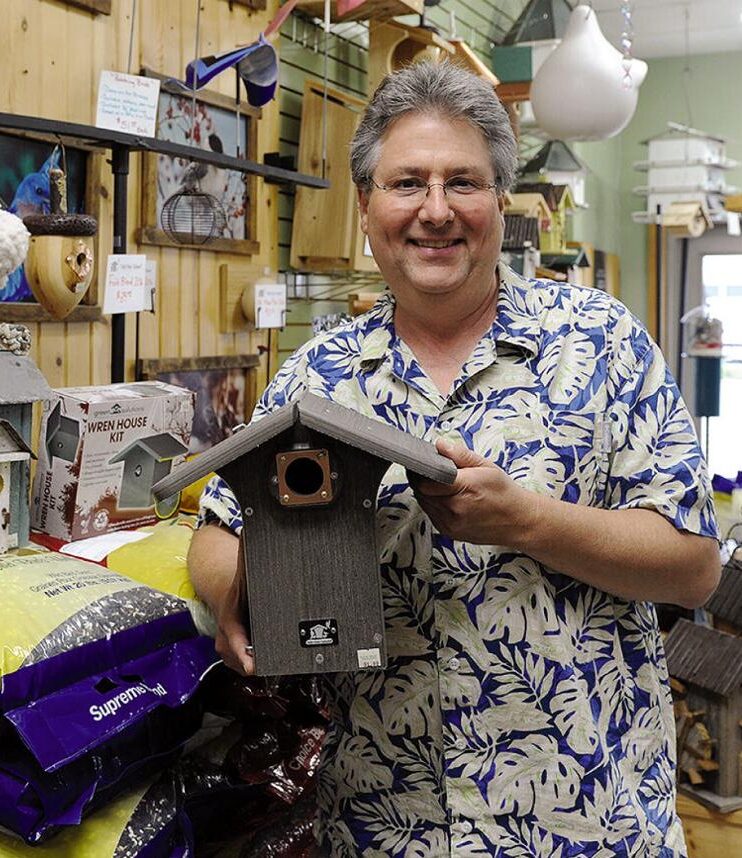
[409,437,537,546]
[410,437,720,608]
[187,523,255,675]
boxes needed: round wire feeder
[161,184,227,246]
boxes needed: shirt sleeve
[605,326,719,540]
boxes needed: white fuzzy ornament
[0,209,31,280]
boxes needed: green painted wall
[573,50,742,322]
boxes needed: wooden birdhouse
[520,140,588,207]
[506,192,553,237]
[0,419,35,554]
[664,616,742,811]
[0,344,52,549]
[153,393,455,676]
[514,181,575,254]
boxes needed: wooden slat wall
[3,0,278,398]
[2,0,527,387]
[275,0,526,366]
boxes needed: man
[189,62,720,857]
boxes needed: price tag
[95,71,160,137]
[255,282,287,329]
[102,255,148,314]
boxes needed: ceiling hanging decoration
[529,4,647,141]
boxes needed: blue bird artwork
[0,148,60,303]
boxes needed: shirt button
[440,420,452,432]
[454,737,466,751]
[456,821,473,835]
[448,657,460,671]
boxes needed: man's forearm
[519,497,720,608]
[187,522,241,610]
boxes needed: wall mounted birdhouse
[0,334,53,549]
[154,393,456,676]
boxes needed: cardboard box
[32,381,194,541]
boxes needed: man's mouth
[409,238,462,248]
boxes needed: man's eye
[447,177,479,192]
[391,178,426,192]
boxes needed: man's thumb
[436,438,488,469]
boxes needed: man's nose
[417,183,454,226]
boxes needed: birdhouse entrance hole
[276,448,334,507]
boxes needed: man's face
[358,112,505,305]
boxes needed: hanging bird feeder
[23,167,97,320]
[161,182,226,246]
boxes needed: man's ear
[357,186,369,234]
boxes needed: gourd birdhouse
[153,393,455,676]
[0,334,53,549]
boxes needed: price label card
[103,255,148,314]
[255,282,287,329]
[95,71,160,137]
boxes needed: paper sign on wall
[103,255,149,314]
[95,71,160,137]
[255,282,287,329]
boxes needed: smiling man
[189,62,720,857]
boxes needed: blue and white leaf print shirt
[199,264,718,857]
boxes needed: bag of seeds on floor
[0,551,218,844]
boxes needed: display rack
[0,112,330,383]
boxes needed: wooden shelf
[294,0,422,22]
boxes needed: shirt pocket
[503,408,611,507]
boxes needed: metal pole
[110,145,130,383]
[655,204,662,348]
[677,236,689,388]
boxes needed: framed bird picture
[139,74,261,255]
[0,132,102,322]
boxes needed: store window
[700,254,742,478]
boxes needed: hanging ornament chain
[620,1,634,88]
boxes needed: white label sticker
[357,648,382,669]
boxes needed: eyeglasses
[368,176,499,205]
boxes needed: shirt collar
[357,263,542,366]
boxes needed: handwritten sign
[103,254,148,314]
[255,282,287,329]
[95,71,160,137]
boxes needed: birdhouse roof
[0,418,34,458]
[662,201,713,229]
[640,121,726,146]
[664,618,742,698]
[506,192,552,222]
[521,140,585,175]
[540,247,590,270]
[705,557,742,628]
[152,392,457,501]
[109,433,189,465]
[500,0,574,45]
[0,352,53,405]
[503,214,540,250]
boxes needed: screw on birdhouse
[244,507,254,517]
[315,653,324,665]
[271,475,279,484]
[373,633,382,644]
[320,490,327,499]
[330,471,338,480]
[362,499,372,508]
[282,494,290,503]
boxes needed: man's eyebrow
[382,165,486,176]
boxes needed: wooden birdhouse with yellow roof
[515,181,575,254]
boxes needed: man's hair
[350,60,518,193]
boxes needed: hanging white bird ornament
[530,4,648,141]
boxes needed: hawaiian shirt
[198,263,718,858]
